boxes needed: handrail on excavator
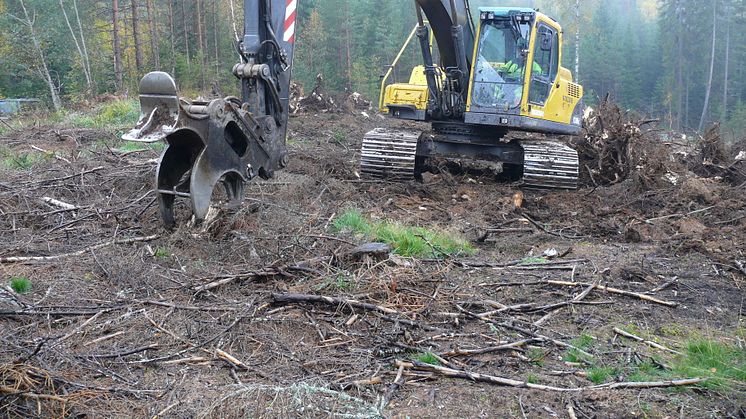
[378,23,436,112]
[379,24,419,112]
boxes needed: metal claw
[128,71,287,228]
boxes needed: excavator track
[520,141,579,190]
[360,129,579,190]
[360,128,421,180]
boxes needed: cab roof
[478,7,555,23]
[478,7,535,15]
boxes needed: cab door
[527,24,558,113]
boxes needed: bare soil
[0,112,744,418]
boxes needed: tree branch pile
[0,363,98,417]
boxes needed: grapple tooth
[123,72,180,143]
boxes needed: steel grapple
[124,72,288,227]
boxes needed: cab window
[528,24,556,106]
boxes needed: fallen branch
[455,258,588,269]
[613,328,682,355]
[546,280,678,307]
[644,206,715,224]
[396,360,706,391]
[83,331,125,347]
[534,281,598,327]
[215,349,248,370]
[735,260,746,276]
[194,268,286,292]
[139,300,238,312]
[28,166,105,186]
[79,344,159,359]
[382,364,406,408]
[455,305,594,359]
[647,279,677,294]
[272,292,398,314]
[439,338,538,357]
[0,385,68,402]
[0,235,159,263]
[30,145,71,164]
[40,197,78,211]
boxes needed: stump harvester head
[123,0,295,227]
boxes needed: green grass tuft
[564,333,595,363]
[572,333,594,350]
[70,99,140,129]
[332,210,474,258]
[527,347,547,365]
[68,115,97,128]
[153,247,171,259]
[96,100,140,127]
[10,277,32,294]
[519,256,549,264]
[333,209,372,236]
[526,373,539,384]
[671,340,746,389]
[623,340,746,391]
[412,352,440,366]
[587,366,617,384]
[331,130,346,144]
[314,274,355,292]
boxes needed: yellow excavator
[363,2,583,188]
[124,0,583,227]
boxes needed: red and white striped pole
[283,0,297,43]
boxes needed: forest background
[0,0,744,139]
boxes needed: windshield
[471,19,531,111]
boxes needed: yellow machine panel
[381,66,431,112]
[518,15,583,126]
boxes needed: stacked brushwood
[571,97,666,188]
[289,74,372,115]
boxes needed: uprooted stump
[687,123,746,186]
[571,98,668,188]
[289,74,339,114]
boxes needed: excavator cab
[465,8,584,135]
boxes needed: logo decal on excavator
[284,0,296,43]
